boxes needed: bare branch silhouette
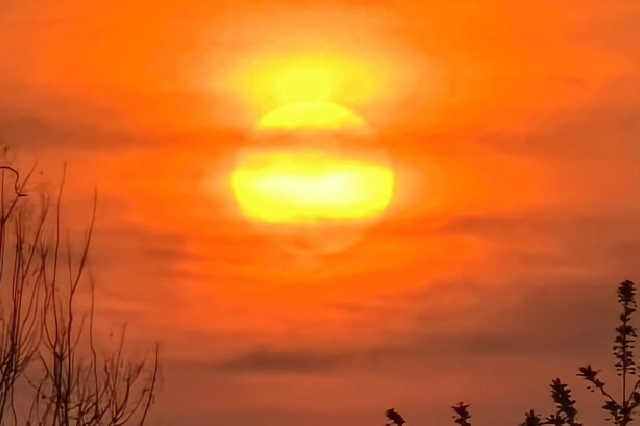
[0,151,160,426]
[0,166,27,197]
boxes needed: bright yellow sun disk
[231,100,394,225]
[231,152,394,224]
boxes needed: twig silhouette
[0,165,27,196]
[0,157,160,426]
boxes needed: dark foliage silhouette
[451,280,640,426]
[386,408,406,426]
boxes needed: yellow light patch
[231,151,394,224]
[258,100,367,130]
[275,66,332,104]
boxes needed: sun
[230,100,395,227]
[231,150,393,224]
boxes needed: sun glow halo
[275,66,332,104]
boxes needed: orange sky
[2,0,640,425]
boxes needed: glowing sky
[2,0,640,425]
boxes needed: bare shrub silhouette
[0,154,160,426]
[451,280,640,426]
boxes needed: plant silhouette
[0,154,160,426]
[451,280,640,426]
[386,408,406,426]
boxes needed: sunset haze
[2,0,640,425]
